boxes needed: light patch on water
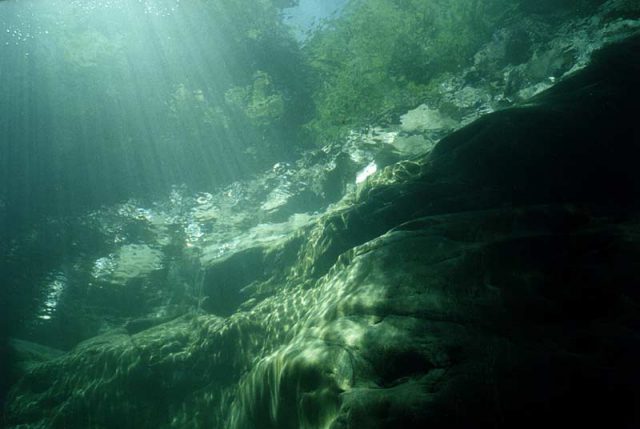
[67,0,182,17]
[365,127,398,144]
[191,193,219,222]
[184,222,204,244]
[195,192,213,205]
[283,0,347,41]
[91,256,117,279]
[199,213,317,265]
[117,201,156,220]
[261,188,292,212]
[400,104,457,132]
[356,161,377,184]
[37,272,67,320]
[91,244,164,285]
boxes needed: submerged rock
[5,35,640,428]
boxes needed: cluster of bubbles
[140,0,182,17]
[0,0,184,52]
[67,0,182,17]
[0,5,49,50]
[3,26,35,46]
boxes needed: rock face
[5,36,640,428]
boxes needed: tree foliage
[303,0,516,141]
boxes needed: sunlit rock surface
[5,35,640,428]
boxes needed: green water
[1,0,639,427]
[0,0,317,221]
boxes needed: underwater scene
[1,0,639,427]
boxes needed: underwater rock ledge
[5,35,640,428]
